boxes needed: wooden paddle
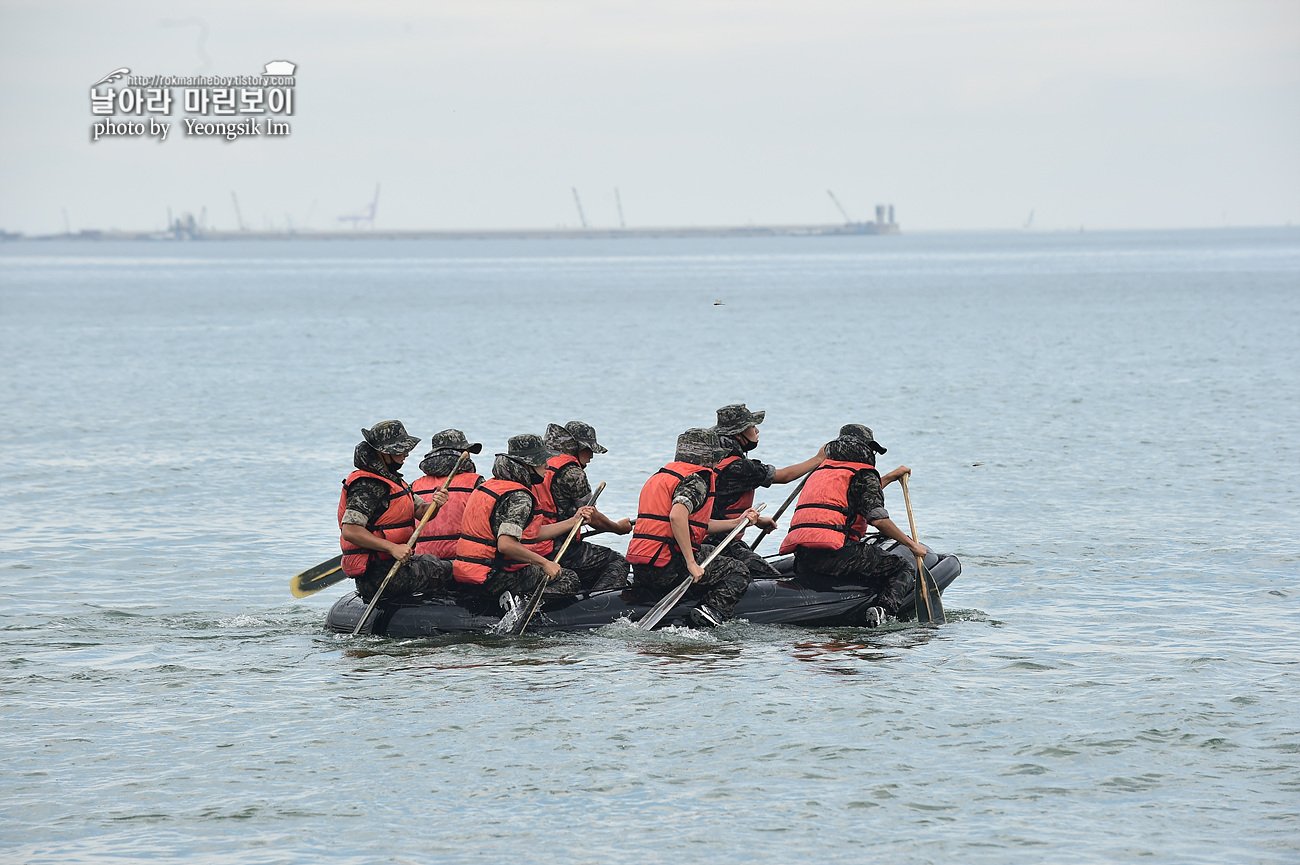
[636,502,766,631]
[289,554,346,598]
[748,471,812,551]
[351,450,472,636]
[513,482,606,635]
[900,473,945,625]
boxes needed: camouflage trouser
[793,542,914,616]
[556,541,630,593]
[483,564,580,602]
[355,554,453,602]
[631,544,750,619]
[704,533,780,577]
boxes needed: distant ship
[822,193,899,235]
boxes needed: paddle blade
[513,577,549,635]
[289,554,346,598]
[636,575,693,631]
[914,562,946,625]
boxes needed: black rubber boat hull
[325,538,961,637]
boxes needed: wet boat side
[325,543,961,636]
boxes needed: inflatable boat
[324,536,961,637]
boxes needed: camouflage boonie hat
[839,423,887,455]
[714,403,766,436]
[675,427,729,468]
[423,428,483,458]
[564,420,607,454]
[543,423,572,453]
[498,433,560,467]
[544,421,608,456]
[361,420,420,455]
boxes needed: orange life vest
[779,459,874,554]
[337,470,416,577]
[411,472,482,558]
[452,479,537,585]
[709,454,756,540]
[626,462,715,567]
[518,453,580,559]
[540,453,583,519]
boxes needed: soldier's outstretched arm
[414,488,450,519]
[584,509,631,535]
[774,445,827,484]
[498,535,562,577]
[669,503,705,581]
[340,524,412,564]
[706,507,759,535]
[535,506,597,541]
[868,516,926,558]
[878,465,912,488]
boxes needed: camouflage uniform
[543,421,630,593]
[792,430,913,615]
[633,544,751,616]
[706,437,780,577]
[551,540,627,592]
[354,555,452,603]
[340,423,452,602]
[631,457,750,618]
[703,404,781,576]
[543,421,609,519]
[547,460,592,520]
[479,442,580,600]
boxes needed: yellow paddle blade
[289,554,346,598]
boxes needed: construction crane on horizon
[230,192,247,231]
[339,184,381,231]
[826,189,854,225]
[572,188,588,229]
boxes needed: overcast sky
[1,0,1296,234]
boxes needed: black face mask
[737,434,759,452]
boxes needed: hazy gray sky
[1,0,1296,234]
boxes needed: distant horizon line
[2,222,1292,242]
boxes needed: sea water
[1,229,1297,864]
